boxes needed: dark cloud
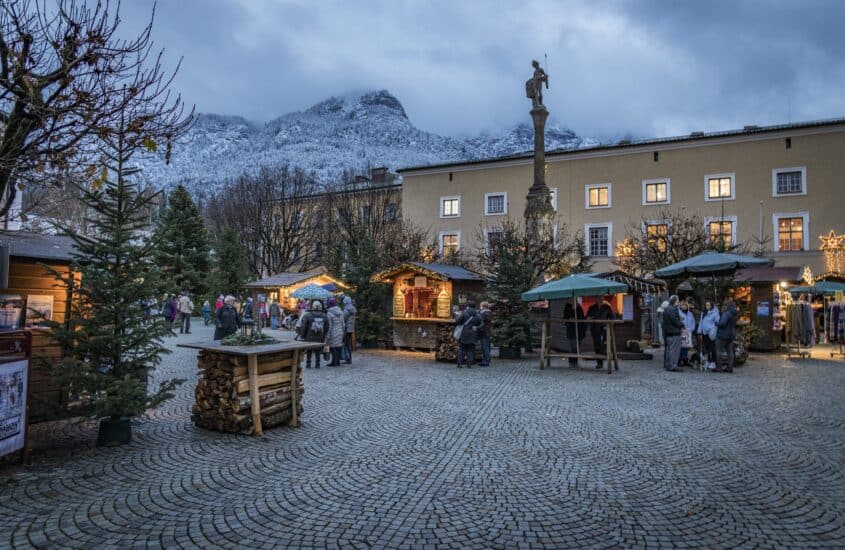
[119,0,845,140]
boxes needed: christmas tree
[153,184,210,298]
[211,226,253,297]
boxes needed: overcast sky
[119,0,845,140]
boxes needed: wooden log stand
[178,340,323,435]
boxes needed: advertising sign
[25,294,54,329]
[0,359,27,458]
[0,295,24,330]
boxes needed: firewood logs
[191,350,303,434]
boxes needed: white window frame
[772,211,809,252]
[439,230,461,255]
[772,166,807,197]
[642,178,671,205]
[584,222,613,257]
[550,187,558,212]
[440,195,461,218]
[704,215,738,246]
[704,172,735,202]
[484,192,508,216]
[584,183,612,209]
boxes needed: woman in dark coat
[455,302,482,368]
[214,296,240,340]
[564,302,586,366]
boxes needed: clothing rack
[827,300,845,358]
[784,301,813,359]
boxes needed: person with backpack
[697,300,720,370]
[455,301,482,368]
[214,296,240,340]
[299,301,328,368]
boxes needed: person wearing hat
[299,300,328,368]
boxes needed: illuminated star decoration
[819,230,845,250]
[820,230,845,274]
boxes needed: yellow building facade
[399,118,845,277]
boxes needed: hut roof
[735,265,805,283]
[372,261,483,283]
[594,270,665,293]
[0,230,76,262]
[245,266,339,289]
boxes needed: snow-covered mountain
[136,90,597,194]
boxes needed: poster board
[0,295,23,330]
[622,295,634,321]
[0,359,27,459]
[25,295,54,329]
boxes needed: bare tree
[0,0,193,219]
[206,166,323,276]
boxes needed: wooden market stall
[0,230,80,422]
[245,266,347,312]
[523,274,629,374]
[177,339,323,435]
[371,262,485,359]
[735,265,804,351]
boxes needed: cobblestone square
[2,322,844,548]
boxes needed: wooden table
[538,319,624,374]
[178,340,323,435]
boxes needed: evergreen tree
[153,185,210,297]
[211,226,252,297]
[45,115,183,421]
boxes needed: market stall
[178,339,323,435]
[523,274,629,374]
[735,266,804,351]
[371,262,485,359]
[790,279,845,358]
[245,266,347,312]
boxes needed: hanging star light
[819,230,845,274]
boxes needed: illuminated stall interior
[245,266,347,311]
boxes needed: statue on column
[525,59,549,108]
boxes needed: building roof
[245,266,335,289]
[397,117,845,174]
[735,265,805,283]
[372,261,484,283]
[0,230,77,262]
[595,270,665,293]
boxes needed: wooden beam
[247,354,262,436]
[235,370,293,394]
[289,349,300,427]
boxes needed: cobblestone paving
[2,322,844,548]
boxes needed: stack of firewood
[192,350,303,434]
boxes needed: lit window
[777,216,804,251]
[441,233,459,256]
[706,174,733,200]
[643,179,670,204]
[772,167,806,196]
[586,184,610,208]
[646,223,669,252]
[440,196,460,218]
[708,220,733,247]
[587,225,610,256]
[485,193,507,215]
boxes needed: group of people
[660,295,737,372]
[452,301,492,368]
[160,292,196,334]
[296,296,357,368]
[563,296,616,369]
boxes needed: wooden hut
[245,266,347,312]
[372,262,485,354]
[735,265,804,351]
[548,271,664,353]
[0,230,79,422]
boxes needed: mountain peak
[303,89,407,120]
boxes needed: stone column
[524,105,554,240]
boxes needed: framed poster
[0,295,24,331]
[414,276,427,288]
[0,359,27,458]
[622,295,634,321]
[25,295,54,329]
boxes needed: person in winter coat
[587,297,615,369]
[656,300,669,346]
[170,295,179,324]
[478,302,493,367]
[214,296,240,340]
[161,294,175,330]
[455,301,482,368]
[715,297,738,372]
[269,300,281,330]
[678,300,696,366]
[325,297,346,366]
[215,295,224,312]
[341,296,357,364]
[178,292,194,334]
[564,302,586,366]
[697,300,720,370]
[299,301,328,368]
[662,295,685,372]
[241,297,253,321]
[202,301,212,325]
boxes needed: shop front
[736,265,805,351]
[371,262,484,359]
[245,266,347,313]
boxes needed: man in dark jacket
[715,297,738,372]
[662,295,685,372]
[299,301,328,369]
[214,296,240,340]
[587,297,615,369]
[455,301,482,368]
[564,302,586,366]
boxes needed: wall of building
[401,124,845,275]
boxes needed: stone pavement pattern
[1,321,844,548]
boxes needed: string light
[819,230,845,275]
